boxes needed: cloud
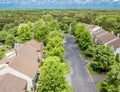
[112,0,120,2]
[0,0,11,4]
[32,0,36,3]
[73,0,92,4]
[0,0,120,8]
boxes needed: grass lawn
[86,63,102,75]
[81,54,93,60]
[96,82,102,92]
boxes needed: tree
[71,19,77,35]
[5,34,15,47]
[100,63,120,92]
[35,23,51,42]
[42,14,53,22]
[74,24,93,51]
[115,53,120,62]
[91,45,114,72]
[47,30,62,42]
[46,46,64,59]
[38,56,68,92]
[85,46,95,58]
[46,36,64,58]
[0,51,5,60]
[0,31,8,43]
[17,23,33,43]
[2,23,16,31]
[46,36,63,51]
[93,15,120,34]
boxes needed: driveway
[64,34,98,92]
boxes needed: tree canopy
[17,23,33,43]
[91,45,114,72]
[74,23,93,51]
[38,56,69,92]
[100,63,120,92]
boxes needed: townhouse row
[0,40,43,92]
[86,24,120,54]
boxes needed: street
[64,34,98,92]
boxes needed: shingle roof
[26,40,42,51]
[17,45,39,62]
[9,54,38,78]
[86,24,97,31]
[98,32,117,44]
[0,56,15,64]
[107,38,120,49]
[0,73,26,92]
[93,29,107,38]
[0,40,40,78]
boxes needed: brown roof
[99,32,117,44]
[107,38,120,49]
[10,54,38,78]
[93,29,107,38]
[0,40,39,78]
[0,73,26,92]
[0,56,15,64]
[86,24,97,31]
[26,40,42,51]
[17,45,39,62]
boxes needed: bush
[0,51,5,60]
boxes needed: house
[0,73,27,92]
[93,29,107,43]
[0,40,43,92]
[94,32,117,45]
[26,40,43,60]
[86,24,102,39]
[107,38,120,54]
[86,24,120,54]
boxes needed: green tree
[5,34,15,47]
[35,23,51,42]
[0,51,5,60]
[0,31,8,43]
[46,36,63,51]
[17,23,33,43]
[93,15,120,34]
[85,46,95,58]
[115,53,120,62]
[100,63,120,92]
[46,36,64,58]
[92,45,114,72]
[74,24,93,51]
[2,23,16,31]
[38,56,68,92]
[47,30,62,42]
[46,46,64,59]
[42,14,53,22]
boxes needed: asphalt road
[63,34,98,92]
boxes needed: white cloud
[73,0,92,4]
[112,0,120,2]
[32,0,36,3]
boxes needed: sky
[0,0,120,9]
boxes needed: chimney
[14,43,19,56]
[15,48,17,56]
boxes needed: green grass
[64,60,70,74]
[87,63,101,75]
[81,54,93,60]
[96,82,102,92]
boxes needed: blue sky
[0,0,120,9]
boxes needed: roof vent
[6,62,9,64]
